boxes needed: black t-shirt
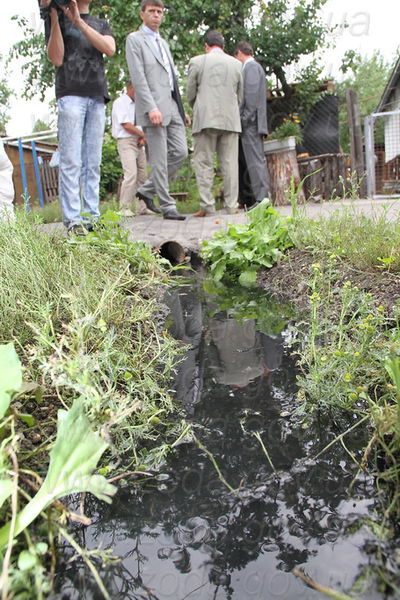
[47,13,113,102]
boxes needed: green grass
[19,198,120,224]
[0,213,188,464]
[291,204,400,272]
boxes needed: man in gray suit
[125,0,188,220]
[234,41,270,207]
[187,30,243,216]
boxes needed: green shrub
[100,132,122,200]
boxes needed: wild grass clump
[295,259,393,414]
[0,212,189,468]
[290,240,400,531]
[291,205,400,272]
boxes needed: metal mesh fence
[365,110,400,198]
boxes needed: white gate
[365,110,400,198]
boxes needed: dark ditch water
[54,278,386,600]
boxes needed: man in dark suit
[125,0,188,220]
[234,41,270,208]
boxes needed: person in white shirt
[0,139,15,222]
[111,82,152,216]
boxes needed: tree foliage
[249,0,332,94]
[9,0,333,101]
[0,54,13,135]
[32,118,53,132]
[337,50,392,115]
[8,16,54,102]
[336,50,393,149]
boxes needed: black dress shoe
[136,191,161,214]
[163,210,186,221]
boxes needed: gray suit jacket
[125,26,185,127]
[241,59,268,135]
[187,50,243,135]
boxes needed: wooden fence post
[346,89,367,197]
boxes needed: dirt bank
[258,248,400,317]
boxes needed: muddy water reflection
[56,283,381,600]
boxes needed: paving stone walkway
[122,197,400,252]
[42,197,400,253]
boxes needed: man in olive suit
[234,40,270,207]
[187,29,243,216]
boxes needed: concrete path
[121,197,400,252]
[42,197,400,253]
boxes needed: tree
[0,54,13,135]
[32,118,52,132]
[249,0,333,96]
[337,50,392,116]
[8,16,54,101]
[9,0,333,102]
[335,50,393,149]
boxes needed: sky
[1,0,399,137]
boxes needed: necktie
[155,36,164,59]
[155,36,174,90]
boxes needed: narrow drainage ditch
[53,273,385,600]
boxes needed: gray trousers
[193,128,239,212]
[138,100,188,214]
[240,124,270,203]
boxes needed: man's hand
[185,113,192,127]
[61,0,81,26]
[59,0,115,56]
[148,109,163,126]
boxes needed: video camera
[39,0,72,20]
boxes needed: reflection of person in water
[207,315,283,387]
[164,286,204,412]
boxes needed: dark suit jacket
[241,59,268,135]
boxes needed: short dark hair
[204,29,225,49]
[234,41,253,56]
[140,0,164,11]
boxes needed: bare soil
[258,249,400,317]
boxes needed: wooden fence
[297,153,351,200]
[36,153,354,205]
[39,161,59,203]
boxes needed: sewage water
[55,281,385,600]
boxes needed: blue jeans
[57,96,106,228]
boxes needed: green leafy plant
[0,398,116,548]
[100,132,122,200]
[0,343,22,420]
[202,279,290,336]
[201,199,293,287]
[269,115,302,143]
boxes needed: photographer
[42,0,115,234]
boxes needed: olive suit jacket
[186,49,243,134]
